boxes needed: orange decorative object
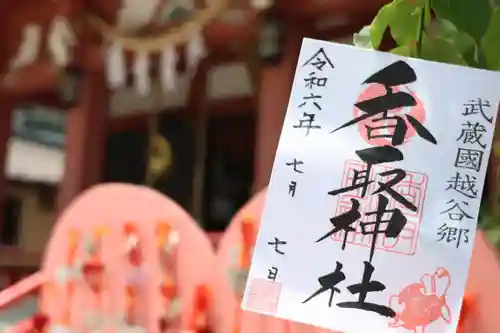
[93,226,108,250]
[239,216,255,268]
[156,221,174,243]
[188,284,211,333]
[1,185,217,333]
[62,229,80,325]
[160,276,177,301]
[156,222,179,253]
[66,229,79,266]
[233,217,255,333]
[156,222,180,331]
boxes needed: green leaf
[481,8,500,70]
[370,2,395,48]
[479,214,493,229]
[370,0,428,49]
[428,19,475,54]
[389,0,424,46]
[426,18,477,66]
[486,228,500,248]
[420,35,468,66]
[494,141,500,156]
[432,0,492,43]
[353,26,374,49]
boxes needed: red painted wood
[56,73,109,215]
[253,25,302,192]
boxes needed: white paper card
[241,38,500,333]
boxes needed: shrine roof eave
[0,22,249,99]
[76,17,257,73]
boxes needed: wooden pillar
[253,26,303,192]
[56,73,109,214]
[190,58,210,222]
[0,5,13,235]
[0,97,13,233]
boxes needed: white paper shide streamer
[133,52,151,96]
[48,16,76,67]
[10,24,41,70]
[106,42,127,89]
[160,45,178,91]
[186,27,207,74]
[251,0,272,10]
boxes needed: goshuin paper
[241,38,500,333]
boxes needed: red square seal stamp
[244,278,282,314]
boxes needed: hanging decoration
[86,0,228,94]
[124,223,143,268]
[82,227,107,295]
[62,229,79,327]
[81,226,108,332]
[156,222,181,332]
[228,217,256,333]
[9,24,41,70]
[186,284,211,333]
[123,222,143,326]
[108,222,146,333]
[106,42,127,89]
[228,217,255,296]
[160,44,178,91]
[10,16,76,71]
[250,0,273,10]
[51,229,81,333]
[117,222,146,333]
[133,52,151,96]
[186,26,207,77]
[48,16,77,67]
[55,229,81,286]
[80,227,109,332]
